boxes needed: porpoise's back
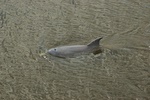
[55,45,88,57]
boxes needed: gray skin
[48,37,103,58]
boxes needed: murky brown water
[0,0,150,100]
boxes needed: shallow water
[0,0,150,100]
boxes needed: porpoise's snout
[48,48,57,56]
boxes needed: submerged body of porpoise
[48,37,103,58]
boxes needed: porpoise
[48,37,103,58]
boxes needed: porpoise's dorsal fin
[87,37,103,47]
